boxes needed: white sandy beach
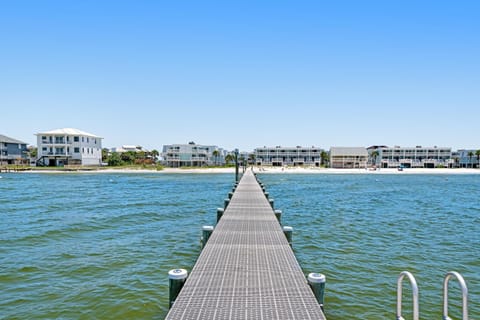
[20,166,480,174]
[251,166,480,175]
[100,166,480,175]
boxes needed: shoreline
[252,167,480,175]
[13,166,480,175]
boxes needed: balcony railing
[41,140,72,145]
[41,152,73,157]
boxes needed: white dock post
[201,225,214,248]
[283,226,293,247]
[308,273,326,310]
[168,269,188,308]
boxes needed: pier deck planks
[165,170,326,320]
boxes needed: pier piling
[168,269,188,309]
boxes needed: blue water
[0,172,478,319]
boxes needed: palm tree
[370,150,379,167]
[468,151,474,168]
[320,151,329,167]
[212,150,220,166]
[151,149,159,162]
[225,153,234,165]
[475,150,480,169]
[248,153,256,165]
[454,156,460,168]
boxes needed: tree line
[102,149,160,166]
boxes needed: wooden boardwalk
[166,170,326,320]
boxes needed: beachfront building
[254,146,324,167]
[0,134,28,165]
[36,128,103,166]
[162,142,225,167]
[329,147,368,169]
[370,146,452,168]
[111,145,149,153]
[456,149,480,168]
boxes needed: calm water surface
[0,172,478,319]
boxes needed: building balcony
[40,152,72,157]
[41,141,72,145]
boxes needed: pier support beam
[235,149,239,183]
[308,273,326,310]
[201,226,214,248]
[283,226,293,247]
[216,208,224,222]
[169,269,188,308]
[274,210,282,223]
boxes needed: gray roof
[0,134,27,145]
[330,147,368,156]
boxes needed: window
[74,136,79,142]
[82,137,84,142]
[87,137,89,143]
[74,147,80,153]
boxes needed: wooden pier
[166,170,326,320]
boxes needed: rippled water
[260,174,480,320]
[1,173,478,319]
[1,173,231,319]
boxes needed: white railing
[396,271,469,320]
[397,271,419,320]
[443,271,468,320]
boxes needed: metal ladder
[443,271,468,320]
[397,271,419,320]
[396,271,469,320]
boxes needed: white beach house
[330,147,369,168]
[36,128,103,166]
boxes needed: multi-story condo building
[330,147,368,168]
[369,146,452,168]
[162,142,224,167]
[254,146,324,166]
[36,128,103,166]
[456,149,480,168]
[0,134,28,165]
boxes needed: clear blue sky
[1,1,479,152]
